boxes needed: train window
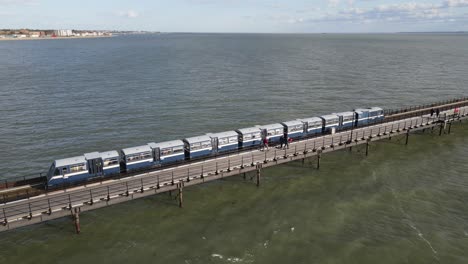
[252,132,260,139]
[290,125,302,132]
[54,168,61,176]
[173,145,184,154]
[104,158,119,167]
[191,142,201,150]
[343,115,354,122]
[201,141,211,149]
[218,137,229,145]
[228,136,238,143]
[328,118,339,124]
[274,128,282,135]
[161,148,172,156]
[140,152,152,160]
[62,167,68,174]
[70,163,86,173]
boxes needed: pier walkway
[1,101,468,233]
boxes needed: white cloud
[443,0,468,7]
[117,10,140,19]
[0,0,38,5]
[281,0,468,25]
[328,0,341,8]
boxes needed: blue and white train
[46,107,384,187]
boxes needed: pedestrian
[436,108,440,117]
[430,108,434,117]
[286,137,292,149]
[279,135,284,149]
[263,138,269,151]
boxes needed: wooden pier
[1,102,468,233]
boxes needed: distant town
[0,29,156,40]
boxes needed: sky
[1,0,468,33]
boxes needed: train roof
[100,150,120,159]
[281,120,303,127]
[55,156,86,167]
[206,131,238,138]
[299,117,322,123]
[320,114,339,120]
[84,150,120,160]
[256,123,283,130]
[121,145,152,156]
[335,111,355,117]
[369,107,383,112]
[148,140,184,150]
[236,127,261,134]
[354,107,383,113]
[184,135,212,144]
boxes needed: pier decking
[1,101,468,233]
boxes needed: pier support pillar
[405,129,410,145]
[439,124,444,136]
[178,183,183,208]
[365,139,370,156]
[256,164,262,187]
[72,207,80,234]
[316,150,322,170]
[448,122,452,134]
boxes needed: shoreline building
[53,29,73,37]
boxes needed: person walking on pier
[279,135,284,149]
[263,138,269,151]
[436,108,440,117]
[430,108,435,117]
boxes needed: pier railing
[384,96,468,116]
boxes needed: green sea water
[1,123,467,264]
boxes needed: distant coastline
[0,35,113,41]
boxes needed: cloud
[279,0,468,25]
[443,0,468,7]
[0,0,38,5]
[117,10,139,19]
[328,0,341,8]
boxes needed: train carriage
[281,120,304,139]
[320,114,340,133]
[183,135,213,159]
[298,117,323,136]
[148,140,185,165]
[336,111,355,130]
[121,145,154,172]
[368,107,384,124]
[257,123,284,143]
[207,131,239,153]
[236,127,262,148]
[354,108,371,127]
[84,150,120,177]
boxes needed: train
[46,107,384,187]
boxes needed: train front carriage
[257,123,284,143]
[368,107,384,124]
[320,114,340,133]
[183,135,213,159]
[121,145,154,172]
[354,108,370,127]
[47,156,90,187]
[299,117,323,136]
[236,127,262,148]
[207,131,239,153]
[281,120,304,139]
[148,140,185,165]
[336,111,355,130]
